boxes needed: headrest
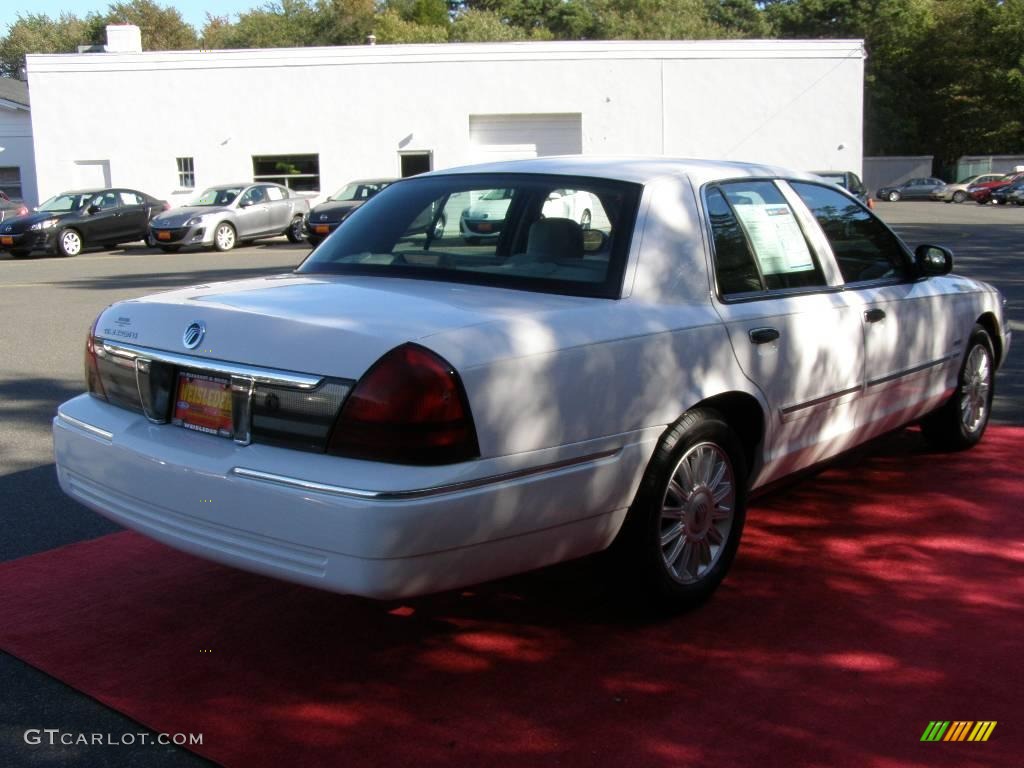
[526,217,584,261]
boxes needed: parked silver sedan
[149,183,310,252]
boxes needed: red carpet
[2,427,1021,767]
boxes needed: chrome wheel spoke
[661,522,684,547]
[664,535,686,570]
[698,538,712,567]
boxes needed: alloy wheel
[659,442,736,584]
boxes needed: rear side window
[707,180,827,293]
[705,187,762,295]
[790,181,909,283]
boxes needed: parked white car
[459,186,600,243]
[54,157,1009,611]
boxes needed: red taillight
[84,325,107,401]
[866,197,875,210]
[16,205,28,216]
[327,343,479,465]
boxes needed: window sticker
[732,203,814,275]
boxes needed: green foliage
[449,9,530,41]
[4,0,1024,164]
[98,0,198,51]
[374,9,450,42]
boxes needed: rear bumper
[54,394,656,599]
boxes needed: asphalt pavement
[1,202,1021,766]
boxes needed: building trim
[27,39,866,75]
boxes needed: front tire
[286,216,304,243]
[56,228,83,257]
[920,326,995,450]
[612,408,747,612]
[887,191,901,202]
[213,222,236,252]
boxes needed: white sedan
[53,157,1010,611]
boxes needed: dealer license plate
[172,373,233,438]
[156,231,171,241]
[0,236,13,246]
[313,225,330,234]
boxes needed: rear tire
[286,216,304,243]
[920,326,994,450]
[952,190,968,203]
[611,408,747,613]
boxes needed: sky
[1,2,261,34]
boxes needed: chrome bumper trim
[55,411,114,442]
[230,448,621,501]
[99,340,323,389]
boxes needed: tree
[0,13,97,77]
[95,0,198,51]
[373,9,450,42]
[201,0,320,49]
[449,9,532,41]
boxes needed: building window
[400,151,433,177]
[0,167,23,200]
[176,157,195,189]
[252,154,320,192]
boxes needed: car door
[117,190,149,241]
[789,181,960,438]
[263,185,292,232]
[704,180,866,485]
[234,186,270,236]
[80,191,124,243]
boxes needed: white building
[26,36,865,206]
[0,77,37,206]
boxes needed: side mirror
[582,229,608,253]
[239,199,251,208]
[915,244,953,277]
[87,204,100,215]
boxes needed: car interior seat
[525,217,584,262]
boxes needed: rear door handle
[749,327,780,345]
[864,308,886,323]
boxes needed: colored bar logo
[921,721,997,742]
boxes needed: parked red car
[968,172,1024,204]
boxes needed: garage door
[469,114,582,163]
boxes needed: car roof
[430,155,823,187]
[345,178,396,185]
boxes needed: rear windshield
[298,173,642,299]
